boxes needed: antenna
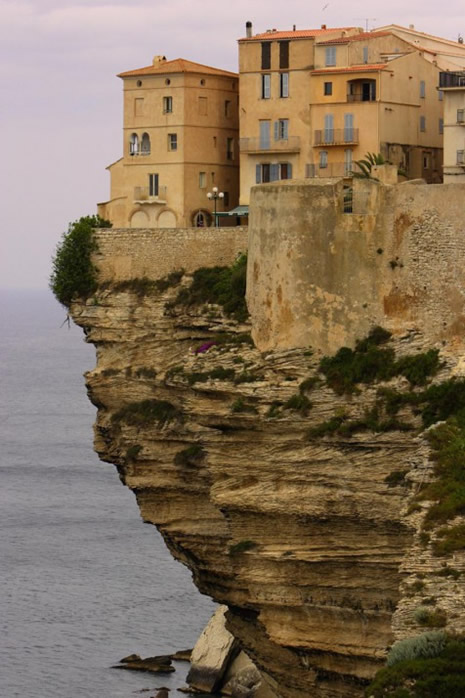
[355,17,377,32]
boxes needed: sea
[0,289,216,698]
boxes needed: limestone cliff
[68,179,465,697]
[70,278,465,697]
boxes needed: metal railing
[305,162,352,178]
[314,128,359,145]
[439,71,465,89]
[134,185,167,201]
[347,93,376,102]
[239,136,300,152]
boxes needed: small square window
[324,82,332,96]
[163,96,172,113]
[168,133,177,151]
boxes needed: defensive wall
[92,226,248,283]
[247,177,465,354]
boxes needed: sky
[2,0,465,290]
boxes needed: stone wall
[92,226,248,283]
[247,178,465,354]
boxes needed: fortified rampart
[93,226,248,283]
[247,178,465,354]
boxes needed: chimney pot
[321,24,327,30]
[409,24,415,30]
[246,21,252,38]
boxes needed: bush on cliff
[50,215,111,307]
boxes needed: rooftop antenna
[355,17,377,32]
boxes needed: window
[457,150,465,164]
[199,172,206,188]
[198,97,208,115]
[259,120,271,149]
[420,115,426,132]
[423,153,431,169]
[325,47,336,67]
[275,119,289,140]
[134,98,144,116]
[324,114,334,143]
[261,42,271,70]
[163,96,173,113]
[439,118,444,135]
[149,173,159,196]
[457,109,465,123]
[324,82,332,96]
[344,149,353,175]
[420,80,425,98]
[129,133,139,155]
[363,46,368,64]
[280,72,289,98]
[168,133,177,150]
[279,41,289,69]
[227,137,234,160]
[223,191,230,207]
[319,151,328,168]
[141,132,150,155]
[213,136,217,148]
[225,100,231,117]
[256,162,292,183]
[262,74,271,99]
[344,113,354,142]
[438,90,444,101]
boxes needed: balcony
[239,136,300,153]
[134,185,167,203]
[306,162,352,178]
[439,71,465,89]
[347,93,376,102]
[314,128,359,146]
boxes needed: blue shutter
[274,121,279,140]
[256,165,262,183]
[282,120,289,139]
[287,162,292,179]
[270,163,279,181]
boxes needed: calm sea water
[0,289,215,698]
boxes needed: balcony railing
[134,185,167,202]
[239,136,300,153]
[314,128,359,146]
[306,162,352,178]
[439,72,465,89]
[347,94,376,102]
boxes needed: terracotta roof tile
[238,27,359,42]
[311,63,388,75]
[318,31,391,45]
[118,58,237,79]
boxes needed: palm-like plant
[351,152,385,179]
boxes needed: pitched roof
[318,31,391,45]
[238,27,359,42]
[376,24,465,50]
[311,63,388,75]
[118,58,238,79]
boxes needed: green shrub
[229,540,257,555]
[283,393,312,415]
[170,254,248,321]
[126,444,142,460]
[112,399,183,427]
[134,367,157,379]
[385,470,408,487]
[432,524,465,557]
[308,414,347,438]
[185,366,236,385]
[234,370,260,384]
[50,215,111,307]
[386,631,447,667]
[231,399,257,414]
[434,566,461,579]
[395,350,440,387]
[299,376,321,393]
[414,606,447,628]
[174,444,205,466]
[266,401,283,419]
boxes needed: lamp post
[207,186,224,227]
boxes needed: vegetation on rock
[112,399,183,427]
[50,215,111,307]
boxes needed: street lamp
[207,186,224,227]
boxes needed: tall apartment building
[439,70,465,182]
[238,23,465,205]
[98,56,239,228]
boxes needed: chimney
[246,21,252,38]
[321,24,327,30]
[293,24,296,31]
[409,24,415,30]
[152,55,167,66]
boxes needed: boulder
[186,606,237,693]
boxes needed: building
[439,70,465,182]
[238,23,465,205]
[98,56,240,228]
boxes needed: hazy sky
[2,0,465,289]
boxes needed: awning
[216,205,249,217]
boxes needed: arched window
[130,133,139,155]
[141,133,151,155]
[192,210,212,228]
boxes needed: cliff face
[70,277,465,698]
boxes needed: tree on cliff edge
[50,215,111,308]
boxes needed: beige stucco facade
[238,24,465,204]
[439,71,465,182]
[98,57,240,228]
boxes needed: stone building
[439,70,465,182]
[238,22,465,206]
[98,56,240,228]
